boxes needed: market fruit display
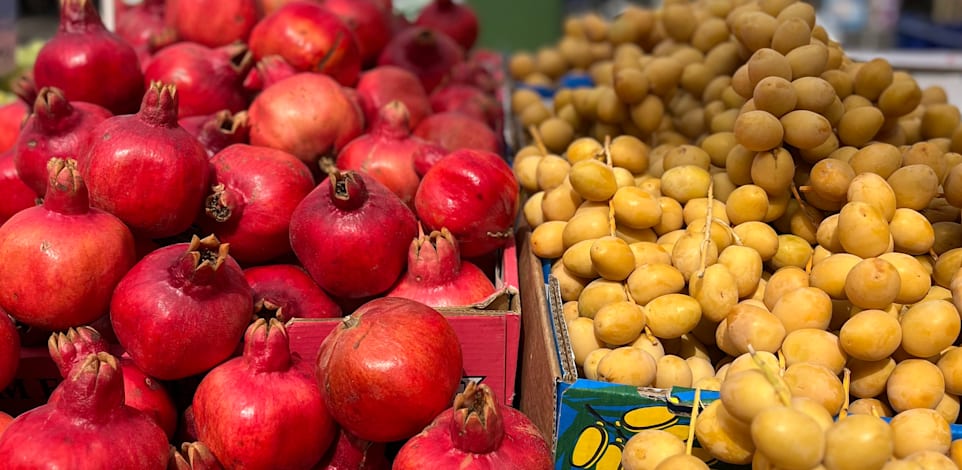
[510,0,962,467]
[0,0,551,468]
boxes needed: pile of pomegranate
[0,0,550,468]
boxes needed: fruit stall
[4,0,962,469]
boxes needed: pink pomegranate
[193,319,338,469]
[414,111,500,153]
[0,158,136,331]
[143,42,253,118]
[248,1,362,86]
[115,0,173,53]
[244,265,342,321]
[166,0,258,47]
[0,99,28,153]
[0,150,37,225]
[242,55,299,93]
[430,84,504,133]
[378,27,464,93]
[355,65,433,131]
[323,0,392,66]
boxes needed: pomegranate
[0,412,12,435]
[242,55,298,93]
[46,327,179,439]
[0,158,136,331]
[169,442,224,470]
[415,149,518,258]
[446,61,500,96]
[414,0,479,51]
[0,310,19,392]
[0,353,169,469]
[317,297,463,442]
[0,99,28,153]
[355,66,432,129]
[290,171,417,299]
[110,235,253,380]
[248,1,362,86]
[335,101,426,207]
[179,110,251,157]
[144,42,253,118]
[115,0,173,53]
[0,150,37,225]
[84,82,209,238]
[315,429,390,470]
[378,27,464,93]
[430,84,504,133]
[414,111,500,153]
[323,0,392,66]
[198,144,316,264]
[166,0,258,47]
[33,0,145,115]
[388,227,496,307]
[244,265,342,321]
[194,318,337,469]
[393,382,553,470]
[412,142,449,177]
[14,86,112,196]
[248,73,363,168]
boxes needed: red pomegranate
[355,65,433,132]
[412,142,449,177]
[0,158,136,331]
[110,235,253,380]
[242,55,299,93]
[143,42,253,118]
[315,429,389,470]
[415,149,519,258]
[248,1,362,86]
[414,111,500,154]
[393,382,554,470]
[0,150,37,225]
[83,82,209,239]
[248,73,364,168]
[198,144,316,264]
[0,310,19,392]
[316,297,463,443]
[166,0,258,47]
[168,442,224,470]
[244,265,342,321]
[414,0,480,51]
[14,86,113,196]
[193,319,337,469]
[0,412,12,436]
[289,171,418,299]
[115,0,172,52]
[0,353,170,469]
[322,0,392,66]
[0,99,28,153]
[377,27,464,93]
[33,0,145,115]
[178,110,251,157]
[430,84,504,133]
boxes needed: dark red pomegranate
[412,142,449,177]
[0,310,19,392]
[430,84,504,133]
[414,0,479,51]
[198,144,315,264]
[166,0,258,47]
[14,86,112,196]
[336,101,425,207]
[110,235,253,380]
[315,429,389,470]
[449,54,503,94]
[0,150,37,225]
[378,27,464,93]
[414,111,500,153]
[168,442,224,470]
[33,0,145,114]
[0,158,136,331]
[316,297,463,443]
[84,82,209,238]
[393,382,553,470]
[46,327,179,439]
[194,319,337,469]
[244,265,342,321]
[242,55,299,93]
[289,171,418,299]
[248,73,363,168]
[355,65,432,132]
[179,110,251,157]
[415,149,519,258]
[0,353,170,469]
[0,99,28,153]
[248,1,362,86]
[388,227,497,307]
[143,42,253,118]
[322,0,392,66]
[115,0,173,52]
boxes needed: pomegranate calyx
[12,73,37,105]
[48,326,108,378]
[169,441,223,470]
[173,235,231,286]
[60,0,106,34]
[243,318,292,373]
[449,382,504,454]
[372,100,412,139]
[138,81,180,128]
[253,298,288,322]
[58,352,125,419]
[220,41,255,76]
[204,183,239,223]
[341,314,360,330]
[33,87,75,129]
[328,170,369,211]
[409,227,461,284]
[43,157,90,215]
